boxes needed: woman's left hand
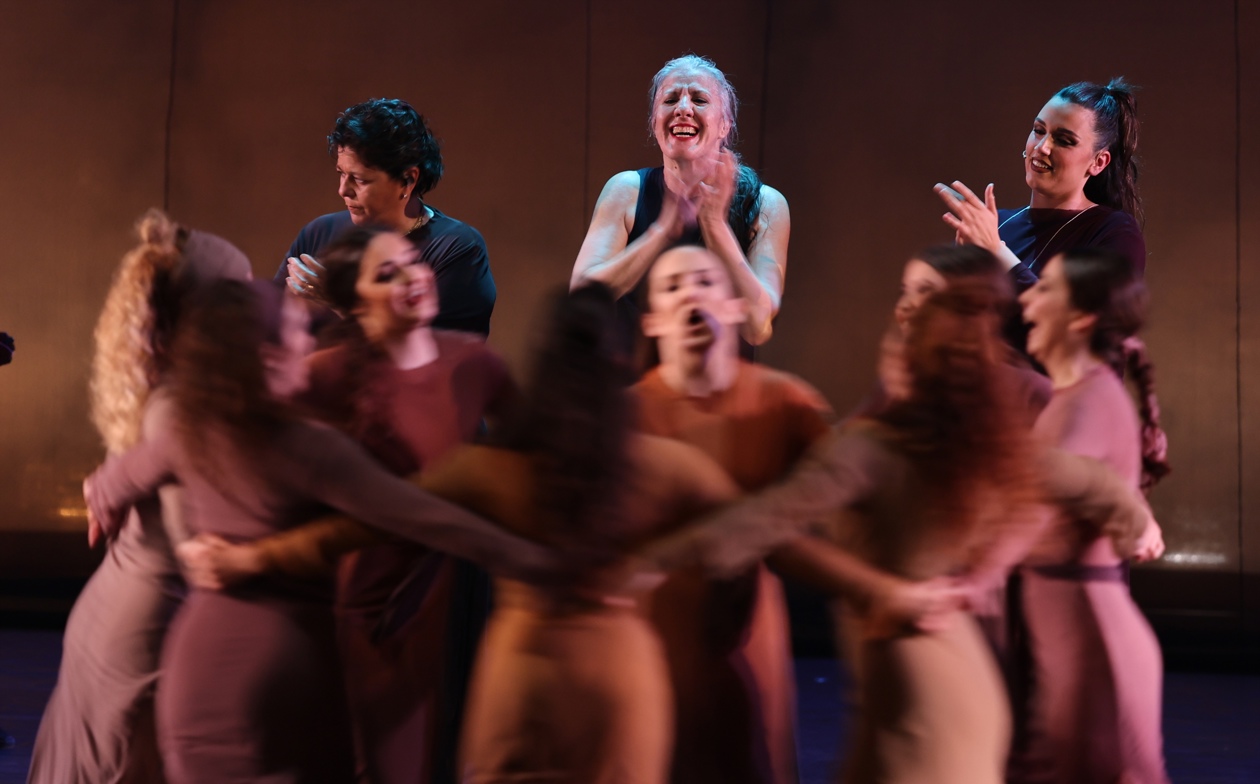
[864,575,968,639]
[1132,517,1166,563]
[696,150,738,228]
[934,180,1002,252]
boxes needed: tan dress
[671,422,1012,784]
[422,439,735,784]
[634,362,833,784]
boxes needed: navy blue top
[618,167,756,366]
[998,205,1145,355]
[275,208,496,336]
[998,205,1146,293]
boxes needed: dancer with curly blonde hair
[29,210,252,784]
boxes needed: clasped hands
[656,150,738,240]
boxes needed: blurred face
[354,232,438,339]
[643,247,744,352]
[336,147,408,226]
[894,259,948,335]
[1019,255,1086,362]
[652,70,731,162]
[1024,98,1111,205]
[266,294,315,399]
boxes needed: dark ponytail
[1121,336,1170,490]
[1060,248,1169,489]
[1056,78,1143,226]
[501,283,635,561]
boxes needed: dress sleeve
[1036,447,1149,557]
[86,429,177,539]
[298,426,550,579]
[645,426,881,576]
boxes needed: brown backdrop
[0,0,1255,637]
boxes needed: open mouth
[1029,157,1052,173]
[687,309,704,326]
[670,124,698,139]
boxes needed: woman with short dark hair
[279,98,496,336]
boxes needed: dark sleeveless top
[617,167,757,368]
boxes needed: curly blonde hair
[90,209,183,453]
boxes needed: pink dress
[1012,365,1169,783]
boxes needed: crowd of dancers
[27,54,1171,784]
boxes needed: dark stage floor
[1,629,1257,783]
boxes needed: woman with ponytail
[1012,247,1169,783]
[29,210,252,784]
[934,79,1146,349]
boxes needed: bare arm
[698,168,788,344]
[571,172,676,297]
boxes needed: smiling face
[353,232,438,340]
[651,69,731,162]
[894,259,949,336]
[1024,97,1111,208]
[336,147,410,227]
[643,247,744,354]
[1019,255,1089,363]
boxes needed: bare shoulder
[758,184,789,217]
[593,170,642,215]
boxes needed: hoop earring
[1022,151,1027,158]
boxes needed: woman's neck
[375,324,439,370]
[383,200,427,235]
[1040,344,1103,390]
[662,155,717,193]
[657,341,738,398]
[1029,189,1096,212]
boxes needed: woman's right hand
[864,575,969,638]
[177,533,266,590]
[84,475,125,548]
[654,182,700,241]
[284,253,325,301]
[934,180,1002,252]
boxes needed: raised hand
[696,149,738,228]
[284,253,326,301]
[934,180,1002,252]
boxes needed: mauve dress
[27,229,251,784]
[634,361,832,784]
[25,452,183,784]
[85,397,536,784]
[297,332,511,784]
[1011,365,1170,784]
